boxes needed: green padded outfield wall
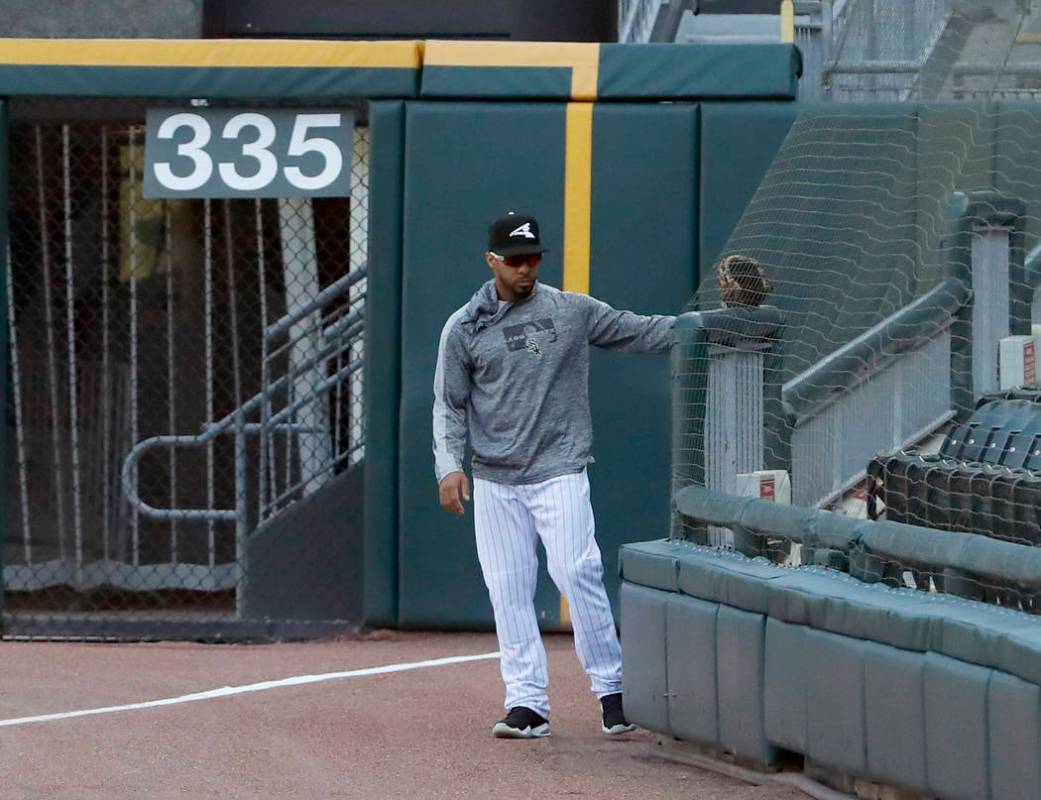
[0,99,7,610]
[396,102,701,628]
[698,103,797,270]
[363,101,408,628]
[0,39,800,626]
[398,102,568,628]
[587,103,699,620]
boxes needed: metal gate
[2,98,369,638]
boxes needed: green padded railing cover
[622,540,1041,688]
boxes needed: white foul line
[0,651,500,728]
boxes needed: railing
[671,306,786,540]
[121,266,367,615]
[674,483,1041,605]
[618,0,665,43]
[779,193,1026,507]
[783,280,966,506]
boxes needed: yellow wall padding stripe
[0,38,423,69]
[563,102,593,295]
[559,100,595,627]
[424,40,600,100]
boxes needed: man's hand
[439,471,471,515]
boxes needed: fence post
[234,407,248,619]
[671,307,785,545]
[947,193,1027,416]
[0,99,8,619]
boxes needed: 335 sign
[143,109,354,198]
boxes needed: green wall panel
[0,99,7,608]
[398,101,566,628]
[598,44,800,100]
[420,66,573,100]
[588,103,698,621]
[698,102,796,271]
[363,100,407,628]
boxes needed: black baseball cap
[488,212,547,257]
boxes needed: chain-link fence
[2,98,369,639]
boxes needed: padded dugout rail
[620,540,1041,800]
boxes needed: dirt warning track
[1,631,807,800]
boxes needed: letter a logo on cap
[509,222,536,239]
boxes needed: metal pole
[348,127,369,466]
[62,124,84,585]
[129,127,141,566]
[223,200,242,409]
[234,407,247,618]
[256,199,270,522]
[165,201,178,562]
[205,198,215,567]
[6,248,32,564]
[35,125,69,562]
[821,0,834,68]
[277,196,331,497]
[284,348,294,510]
[100,125,112,562]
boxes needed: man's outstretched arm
[575,294,676,354]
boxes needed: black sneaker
[492,706,550,739]
[600,693,636,735]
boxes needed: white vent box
[999,335,1039,389]
[736,470,791,505]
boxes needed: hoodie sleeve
[432,312,471,482]
[572,293,676,354]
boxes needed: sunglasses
[491,252,543,267]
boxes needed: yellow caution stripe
[0,38,423,69]
[563,102,593,295]
[559,100,595,626]
[424,40,600,100]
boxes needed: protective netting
[3,98,368,638]
[673,0,1041,615]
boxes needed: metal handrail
[120,418,322,522]
[618,0,665,42]
[267,357,364,429]
[266,304,364,363]
[782,278,970,423]
[264,439,365,516]
[265,267,366,341]
[121,267,366,533]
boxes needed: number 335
[153,112,344,192]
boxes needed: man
[432,211,677,739]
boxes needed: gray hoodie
[433,280,676,485]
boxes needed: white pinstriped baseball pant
[473,469,622,719]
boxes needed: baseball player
[433,211,676,739]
